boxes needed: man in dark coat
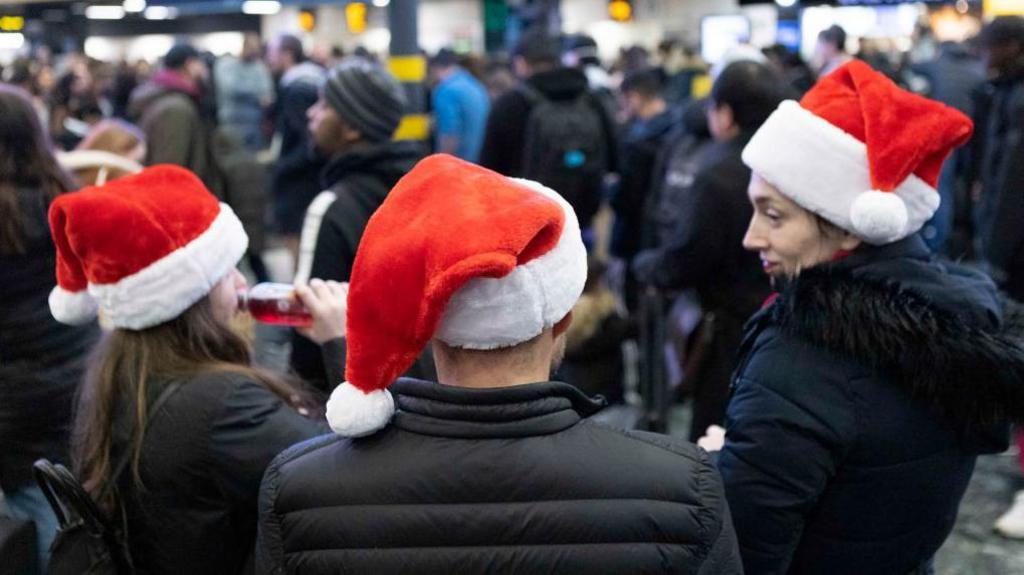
[257,155,742,575]
[972,17,1024,301]
[289,59,422,391]
[632,61,786,441]
[129,43,217,189]
[266,34,326,256]
[479,33,617,232]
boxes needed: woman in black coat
[712,60,1024,574]
[48,165,344,574]
[0,84,97,573]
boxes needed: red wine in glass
[237,283,313,327]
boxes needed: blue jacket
[718,236,1024,574]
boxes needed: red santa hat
[742,60,973,245]
[325,154,587,437]
[48,164,248,330]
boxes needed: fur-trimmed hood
[768,254,1024,435]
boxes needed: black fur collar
[769,267,1024,432]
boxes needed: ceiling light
[144,6,177,19]
[373,0,390,7]
[123,0,146,13]
[241,1,281,15]
[0,32,25,50]
[85,5,126,20]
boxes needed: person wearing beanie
[289,58,425,392]
[52,165,348,574]
[700,60,1024,574]
[256,155,743,574]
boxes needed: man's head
[562,34,600,69]
[307,59,406,156]
[242,33,263,62]
[980,16,1024,76]
[814,25,847,69]
[512,32,561,79]
[429,48,460,82]
[163,43,206,83]
[620,67,666,121]
[707,60,790,141]
[324,155,587,437]
[267,34,305,75]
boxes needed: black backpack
[33,382,181,575]
[518,84,609,227]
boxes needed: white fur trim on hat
[326,381,395,437]
[742,100,939,245]
[48,285,100,325]
[87,203,248,330]
[434,178,588,350]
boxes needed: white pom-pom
[849,190,908,245]
[325,381,395,437]
[48,286,99,325]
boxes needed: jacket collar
[390,378,606,439]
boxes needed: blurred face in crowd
[706,101,739,142]
[266,39,292,75]
[307,95,362,156]
[210,268,248,325]
[183,57,209,84]
[743,174,861,283]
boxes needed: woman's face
[743,173,860,282]
[210,268,248,325]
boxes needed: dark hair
[430,47,458,69]
[163,43,200,69]
[710,61,792,132]
[620,66,666,98]
[513,32,561,68]
[277,34,306,64]
[818,25,847,52]
[980,16,1024,48]
[73,296,319,514]
[0,84,75,255]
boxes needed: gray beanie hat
[324,58,407,142]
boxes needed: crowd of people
[2,15,1024,575]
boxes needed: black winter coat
[289,141,423,391]
[272,62,327,235]
[0,188,98,491]
[718,236,1024,575]
[257,379,743,574]
[116,371,327,574]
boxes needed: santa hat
[742,60,973,245]
[48,164,248,330]
[325,155,587,437]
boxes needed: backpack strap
[99,381,183,502]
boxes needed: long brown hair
[0,83,75,255]
[74,295,319,513]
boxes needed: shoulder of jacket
[583,420,712,466]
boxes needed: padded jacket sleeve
[716,330,858,574]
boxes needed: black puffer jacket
[115,371,327,574]
[0,188,98,491]
[718,236,1024,574]
[257,379,742,574]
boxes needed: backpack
[33,382,182,575]
[518,84,609,227]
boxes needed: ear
[342,123,363,144]
[839,232,862,252]
[552,311,573,338]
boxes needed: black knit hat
[324,59,406,142]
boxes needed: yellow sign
[0,16,24,32]
[388,55,426,82]
[299,10,316,32]
[393,114,430,141]
[985,0,1024,16]
[346,2,367,34]
[608,0,632,22]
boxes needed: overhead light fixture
[85,5,127,19]
[0,32,25,49]
[372,0,390,7]
[144,5,177,19]
[241,1,282,15]
[775,0,797,6]
[123,0,146,13]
